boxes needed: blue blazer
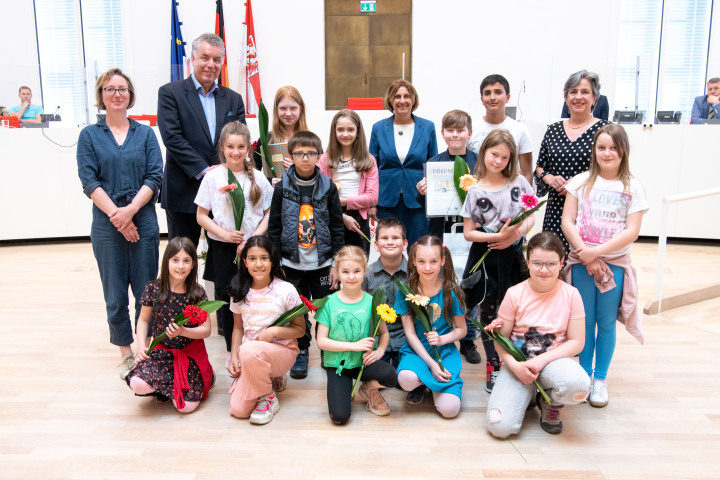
[157,77,245,213]
[369,114,438,209]
[691,95,719,124]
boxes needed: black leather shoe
[290,349,309,379]
[459,340,482,364]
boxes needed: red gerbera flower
[184,305,208,326]
[300,295,316,313]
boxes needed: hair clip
[442,243,446,248]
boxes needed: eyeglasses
[103,87,129,95]
[529,261,560,271]
[291,152,319,160]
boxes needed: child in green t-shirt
[316,246,398,425]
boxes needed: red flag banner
[242,0,261,117]
[215,0,228,87]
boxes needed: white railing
[652,187,720,313]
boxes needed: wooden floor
[1,239,719,480]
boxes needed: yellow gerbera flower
[377,304,397,324]
[458,174,478,192]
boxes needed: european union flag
[171,0,186,81]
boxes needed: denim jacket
[77,118,163,209]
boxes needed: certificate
[426,161,462,217]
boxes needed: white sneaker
[249,393,279,425]
[118,354,136,380]
[589,379,609,408]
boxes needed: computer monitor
[655,111,681,124]
[613,110,643,124]
[40,114,61,122]
[505,106,517,120]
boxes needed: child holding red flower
[127,237,214,413]
[226,236,306,425]
[460,129,535,392]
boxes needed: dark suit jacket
[369,114,437,209]
[561,94,609,121]
[157,77,245,213]
[691,95,719,124]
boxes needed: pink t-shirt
[497,280,585,358]
[229,278,302,346]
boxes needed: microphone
[51,106,61,121]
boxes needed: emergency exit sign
[360,1,376,12]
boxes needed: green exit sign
[360,1,376,12]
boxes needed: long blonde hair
[473,129,518,180]
[580,123,633,196]
[407,236,465,325]
[270,86,309,142]
[217,121,262,207]
[325,109,373,172]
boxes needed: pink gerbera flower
[520,193,539,211]
[484,318,503,332]
[219,183,239,194]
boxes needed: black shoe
[486,358,502,393]
[405,385,427,405]
[154,392,171,404]
[459,340,482,364]
[290,349,309,379]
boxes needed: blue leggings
[572,263,624,380]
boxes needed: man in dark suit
[691,77,720,124]
[157,32,245,247]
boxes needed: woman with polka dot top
[535,70,610,252]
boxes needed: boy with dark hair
[467,74,534,184]
[268,130,345,379]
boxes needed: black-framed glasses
[291,152,319,160]
[103,87,129,95]
[529,261,560,271]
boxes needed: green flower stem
[350,320,383,398]
[468,248,490,274]
[145,318,190,355]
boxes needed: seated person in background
[9,86,43,123]
[561,94,609,121]
[691,77,720,124]
[467,75,534,185]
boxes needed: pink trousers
[229,340,299,418]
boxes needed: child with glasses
[267,131,345,380]
[486,232,590,437]
[460,129,535,393]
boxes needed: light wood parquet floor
[1,239,719,480]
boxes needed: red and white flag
[241,0,261,117]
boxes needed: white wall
[0,1,41,111]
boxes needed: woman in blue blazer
[369,79,438,245]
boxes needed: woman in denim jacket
[77,68,163,379]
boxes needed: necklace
[566,116,594,129]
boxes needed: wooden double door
[325,0,412,110]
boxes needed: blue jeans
[462,304,478,342]
[377,193,428,246]
[91,205,159,346]
[572,263,624,380]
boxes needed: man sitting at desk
[9,86,43,123]
[691,77,719,124]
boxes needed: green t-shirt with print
[316,291,372,374]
